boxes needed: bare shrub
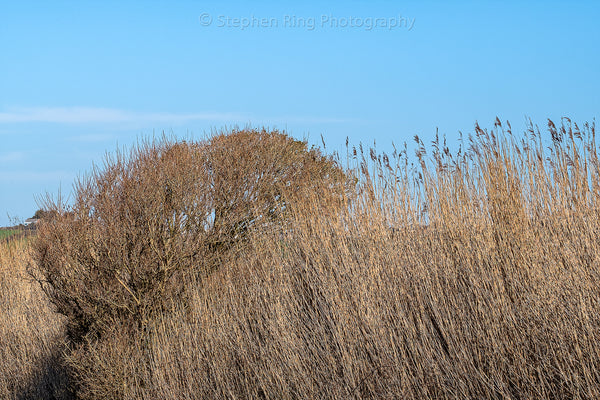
[30,128,349,397]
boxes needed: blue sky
[1,1,599,226]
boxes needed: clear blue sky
[1,1,599,226]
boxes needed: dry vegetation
[2,121,600,399]
[0,238,72,399]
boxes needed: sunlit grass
[0,238,72,399]
[2,120,600,399]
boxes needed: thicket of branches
[32,128,350,344]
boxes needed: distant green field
[0,230,21,240]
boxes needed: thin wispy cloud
[0,107,249,125]
[0,151,26,163]
[0,107,358,127]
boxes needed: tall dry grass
[0,238,72,399]
[6,120,600,399]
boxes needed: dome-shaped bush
[32,128,351,342]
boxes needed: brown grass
[3,121,600,399]
[0,238,72,399]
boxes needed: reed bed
[0,238,72,399]
[2,120,599,399]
